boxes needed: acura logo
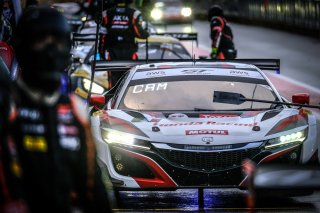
[202,137,213,144]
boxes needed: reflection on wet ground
[113,189,319,212]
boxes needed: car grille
[157,148,261,172]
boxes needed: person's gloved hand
[210,47,218,59]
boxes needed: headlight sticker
[265,128,307,149]
[266,114,308,136]
[82,78,105,94]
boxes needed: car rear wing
[93,59,280,73]
[71,32,198,46]
[72,33,97,44]
[153,32,198,46]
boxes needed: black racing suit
[210,16,236,59]
[100,5,149,60]
[7,82,111,213]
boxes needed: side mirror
[199,55,208,60]
[72,57,82,64]
[292,93,310,105]
[89,95,106,106]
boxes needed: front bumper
[151,15,192,24]
[104,142,303,190]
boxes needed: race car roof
[135,61,257,71]
[132,62,266,81]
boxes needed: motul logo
[186,130,229,135]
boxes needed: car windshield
[157,0,183,7]
[119,69,278,111]
[137,43,191,60]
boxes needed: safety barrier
[193,0,320,37]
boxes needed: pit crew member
[208,5,236,59]
[10,7,110,212]
[99,0,149,60]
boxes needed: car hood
[99,109,307,146]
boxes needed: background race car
[150,0,193,24]
[70,32,196,100]
[89,60,319,192]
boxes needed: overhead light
[181,7,192,17]
[151,8,163,21]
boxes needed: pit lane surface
[111,21,320,212]
[114,190,320,212]
[164,21,320,117]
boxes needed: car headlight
[81,16,87,22]
[151,8,163,21]
[101,129,151,150]
[82,78,104,94]
[265,129,307,149]
[181,7,192,17]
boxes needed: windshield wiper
[213,91,320,109]
[230,108,269,111]
[194,108,267,112]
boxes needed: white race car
[90,60,319,190]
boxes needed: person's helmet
[14,7,71,94]
[208,5,224,21]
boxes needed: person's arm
[69,95,111,213]
[0,120,29,213]
[210,16,224,58]
[132,10,149,39]
[98,10,108,59]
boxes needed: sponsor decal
[146,71,166,77]
[150,118,162,122]
[241,111,261,118]
[229,70,250,77]
[58,125,79,135]
[132,68,265,81]
[57,104,74,123]
[184,144,232,151]
[22,124,45,134]
[206,121,258,126]
[144,112,164,118]
[158,65,173,69]
[299,108,312,116]
[11,160,22,178]
[181,69,209,75]
[168,113,188,119]
[154,121,258,127]
[156,122,202,127]
[112,21,129,25]
[133,83,168,94]
[199,114,238,118]
[19,108,41,120]
[7,136,17,156]
[202,137,214,143]
[113,15,129,22]
[75,87,88,99]
[186,130,229,135]
[58,104,72,114]
[93,110,106,117]
[60,137,80,151]
[23,135,48,152]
